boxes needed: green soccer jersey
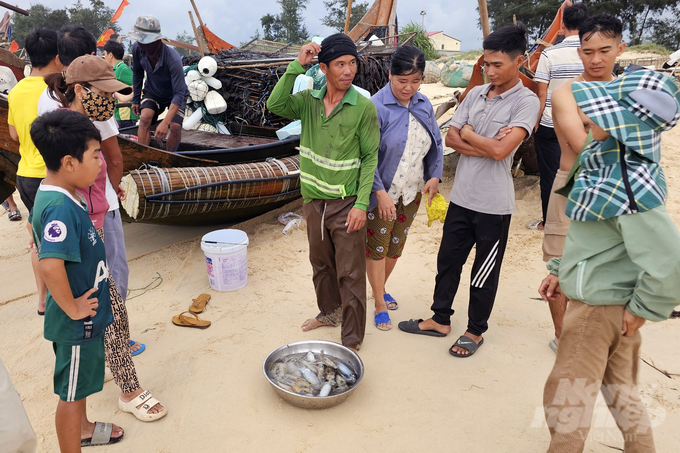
[30,185,113,345]
[113,61,139,122]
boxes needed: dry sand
[1,84,679,453]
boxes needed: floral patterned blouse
[388,112,432,205]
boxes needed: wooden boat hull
[119,122,299,165]
[120,155,301,226]
[0,97,299,174]
[0,48,26,83]
[120,193,299,226]
[0,148,19,201]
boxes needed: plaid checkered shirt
[566,72,680,221]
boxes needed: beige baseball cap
[65,55,132,94]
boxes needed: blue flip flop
[374,311,392,331]
[130,340,146,357]
[384,293,398,310]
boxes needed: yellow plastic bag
[426,193,448,227]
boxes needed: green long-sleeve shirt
[547,205,680,322]
[267,60,379,210]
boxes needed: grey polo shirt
[449,80,539,215]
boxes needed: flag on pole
[110,0,130,23]
[9,40,18,53]
[97,29,115,47]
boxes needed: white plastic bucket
[200,229,249,291]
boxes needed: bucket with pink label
[200,229,249,291]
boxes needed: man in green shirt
[103,40,139,129]
[267,33,380,351]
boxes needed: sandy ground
[1,84,680,453]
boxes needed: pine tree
[321,0,369,32]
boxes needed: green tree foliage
[260,0,309,44]
[649,11,680,51]
[321,0,369,32]
[11,0,121,48]
[399,21,439,60]
[173,31,199,58]
[484,0,562,41]
[586,0,679,46]
[261,13,285,42]
[483,0,680,47]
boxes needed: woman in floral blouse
[367,46,444,330]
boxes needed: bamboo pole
[0,1,29,16]
[220,60,317,70]
[478,0,490,38]
[190,0,206,29]
[188,11,205,57]
[189,0,210,54]
[344,0,354,35]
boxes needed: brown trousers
[304,197,366,349]
[543,300,655,453]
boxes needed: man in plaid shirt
[539,70,680,452]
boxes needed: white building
[425,31,461,52]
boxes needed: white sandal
[118,390,167,422]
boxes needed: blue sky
[22,0,485,51]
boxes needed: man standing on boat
[127,15,187,152]
[267,33,380,352]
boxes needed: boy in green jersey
[29,109,122,451]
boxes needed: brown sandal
[189,294,211,314]
[172,311,211,329]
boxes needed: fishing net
[183,49,392,128]
[305,65,327,90]
[423,61,440,84]
[440,60,474,88]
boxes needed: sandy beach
[1,81,679,453]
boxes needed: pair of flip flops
[172,294,211,329]
[398,319,484,357]
[8,210,21,221]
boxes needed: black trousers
[16,175,43,213]
[431,203,511,336]
[534,125,561,224]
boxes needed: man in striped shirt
[268,34,379,351]
[530,2,589,231]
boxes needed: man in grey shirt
[399,23,539,357]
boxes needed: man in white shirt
[529,2,589,231]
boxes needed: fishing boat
[118,122,299,165]
[0,94,303,219]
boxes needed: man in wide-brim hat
[127,15,187,152]
[540,69,680,452]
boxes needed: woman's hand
[376,190,396,220]
[422,178,439,206]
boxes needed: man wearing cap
[267,33,379,351]
[540,70,680,451]
[127,15,187,152]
